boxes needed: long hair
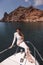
[16,28,24,37]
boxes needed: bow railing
[0,41,43,62]
[26,41,43,62]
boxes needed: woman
[9,28,34,63]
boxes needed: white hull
[0,52,39,65]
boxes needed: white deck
[0,52,39,65]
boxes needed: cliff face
[1,6,43,22]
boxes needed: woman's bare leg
[25,48,35,63]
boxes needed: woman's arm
[12,33,16,46]
[9,33,16,48]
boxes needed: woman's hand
[9,45,13,49]
[17,42,20,46]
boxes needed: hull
[0,52,39,65]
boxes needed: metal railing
[0,41,43,65]
[26,41,43,62]
[0,45,16,54]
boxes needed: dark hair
[16,28,22,32]
[16,28,24,37]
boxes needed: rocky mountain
[1,6,43,22]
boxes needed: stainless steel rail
[26,41,43,62]
[0,41,43,62]
[0,45,15,54]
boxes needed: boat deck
[0,52,39,65]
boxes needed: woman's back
[14,32,24,45]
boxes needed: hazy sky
[0,0,43,19]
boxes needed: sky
[0,0,43,19]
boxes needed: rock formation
[1,6,43,22]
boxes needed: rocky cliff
[1,6,43,22]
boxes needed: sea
[0,22,43,65]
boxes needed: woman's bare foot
[26,54,35,63]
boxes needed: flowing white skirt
[17,41,29,53]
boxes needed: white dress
[0,32,39,65]
[11,32,39,64]
[12,32,29,53]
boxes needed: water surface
[0,22,43,64]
